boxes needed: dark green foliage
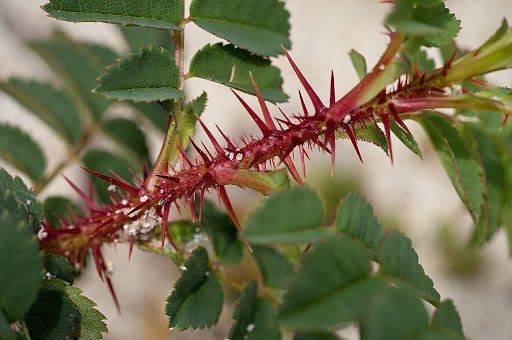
[0,168,43,232]
[278,237,386,328]
[131,102,170,133]
[94,45,185,102]
[190,43,288,103]
[349,49,367,81]
[390,119,423,159]
[228,281,281,340]
[120,25,175,54]
[431,300,464,335]
[195,198,243,264]
[42,0,183,30]
[43,254,75,285]
[65,285,108,340]
[0,190,43,322]
[251,245,294,289]
[25,287,80,340]
[294,330,341,340]
[190,0,290,57]
[165,247,223,330]
[244,185,333,244]
[43,196,82,229]
[103,118,150,163]
[0,124,46,182]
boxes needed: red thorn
[198,119,224,155]
[105,275,121,313]
[283,156,303,185]
[189,137,211,165]
[109,170,131,186]
[128,168,143,186]
[198,187,205,220]
[282,47,326,114]
[501,116,509,130]
[325,120,336,175]
[63,175,100,211]
[388,103,412,135]
[330,71,335,106]
[299,91,309,116]
[468,77,489,88]
[156,174,181,183]
[443,50,457,76]
[161,202,176,250]
[231,89,272,136]
[381,114,394,164]
[92,246,105,281]
[217,125,236,150]
[218,186,253,252]
[299,145,307,179]
[177,144,193,168]
[345,125,363,163]
[129,234,135,260]
[250,72,277,130]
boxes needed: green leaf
[190,43,288,103]
[43,254,75,285]
[65,285,108,340]
[29,34,117,120]
[131,102,170,133]
[25,287,80,340]
[165,247,223,330]
[190,0,290,57]
[197,199,243,264]
[228,281,281,340]
[43,196,83,229]
[431,300,464,335]
[496,142,512,252]
[360,286,429,340]
[103,118,150,163]
[119,24,175,53]
[0,124,46,182]
[294,330,341,340]
[0,191,43,322]
[0,79,82,143]
[0,168,43,232]
[177,92,208,143]
[278,237,387,328]
[379,230,440,303]
[0,309,18,340]
[349,49,367,81]
[334,193,383,259]
[244,186,333,244]
[95,45,184,102]
[42,0,183,30]
[82,150,135,203]
[418,114,485,222]
[387,1,461,48]
[251,245,294,289]
[464,123,503,245]
[390,119,423,159]
[337,121,389,155]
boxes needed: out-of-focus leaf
[390,118,423,159]
[95,45,184,102]
[349,49,367,81]
[418,114,484,222]
[0,79,82,143]
[431,300,464,336]
[252,245,294,289]
[228,281,281,340]
[190,0,290,57]
[190,43,287,103]
[119,24,175,54]
[43,196,83,229]
[0,124,46,182]
[29,34,117,120]
[131,102,170,133]
[103,118,150,163]
[43,254,75,285]
[244,186,333,244]
[278,237,387,328]
[42,0,183,30]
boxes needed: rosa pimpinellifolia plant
[1,0,512,339]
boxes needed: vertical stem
[146,1,186,191]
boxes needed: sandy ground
[1,1,512,339]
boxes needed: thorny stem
[146,1,187,191]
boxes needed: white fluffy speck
[343,115,351,124]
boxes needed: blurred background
[1,0,512,339]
